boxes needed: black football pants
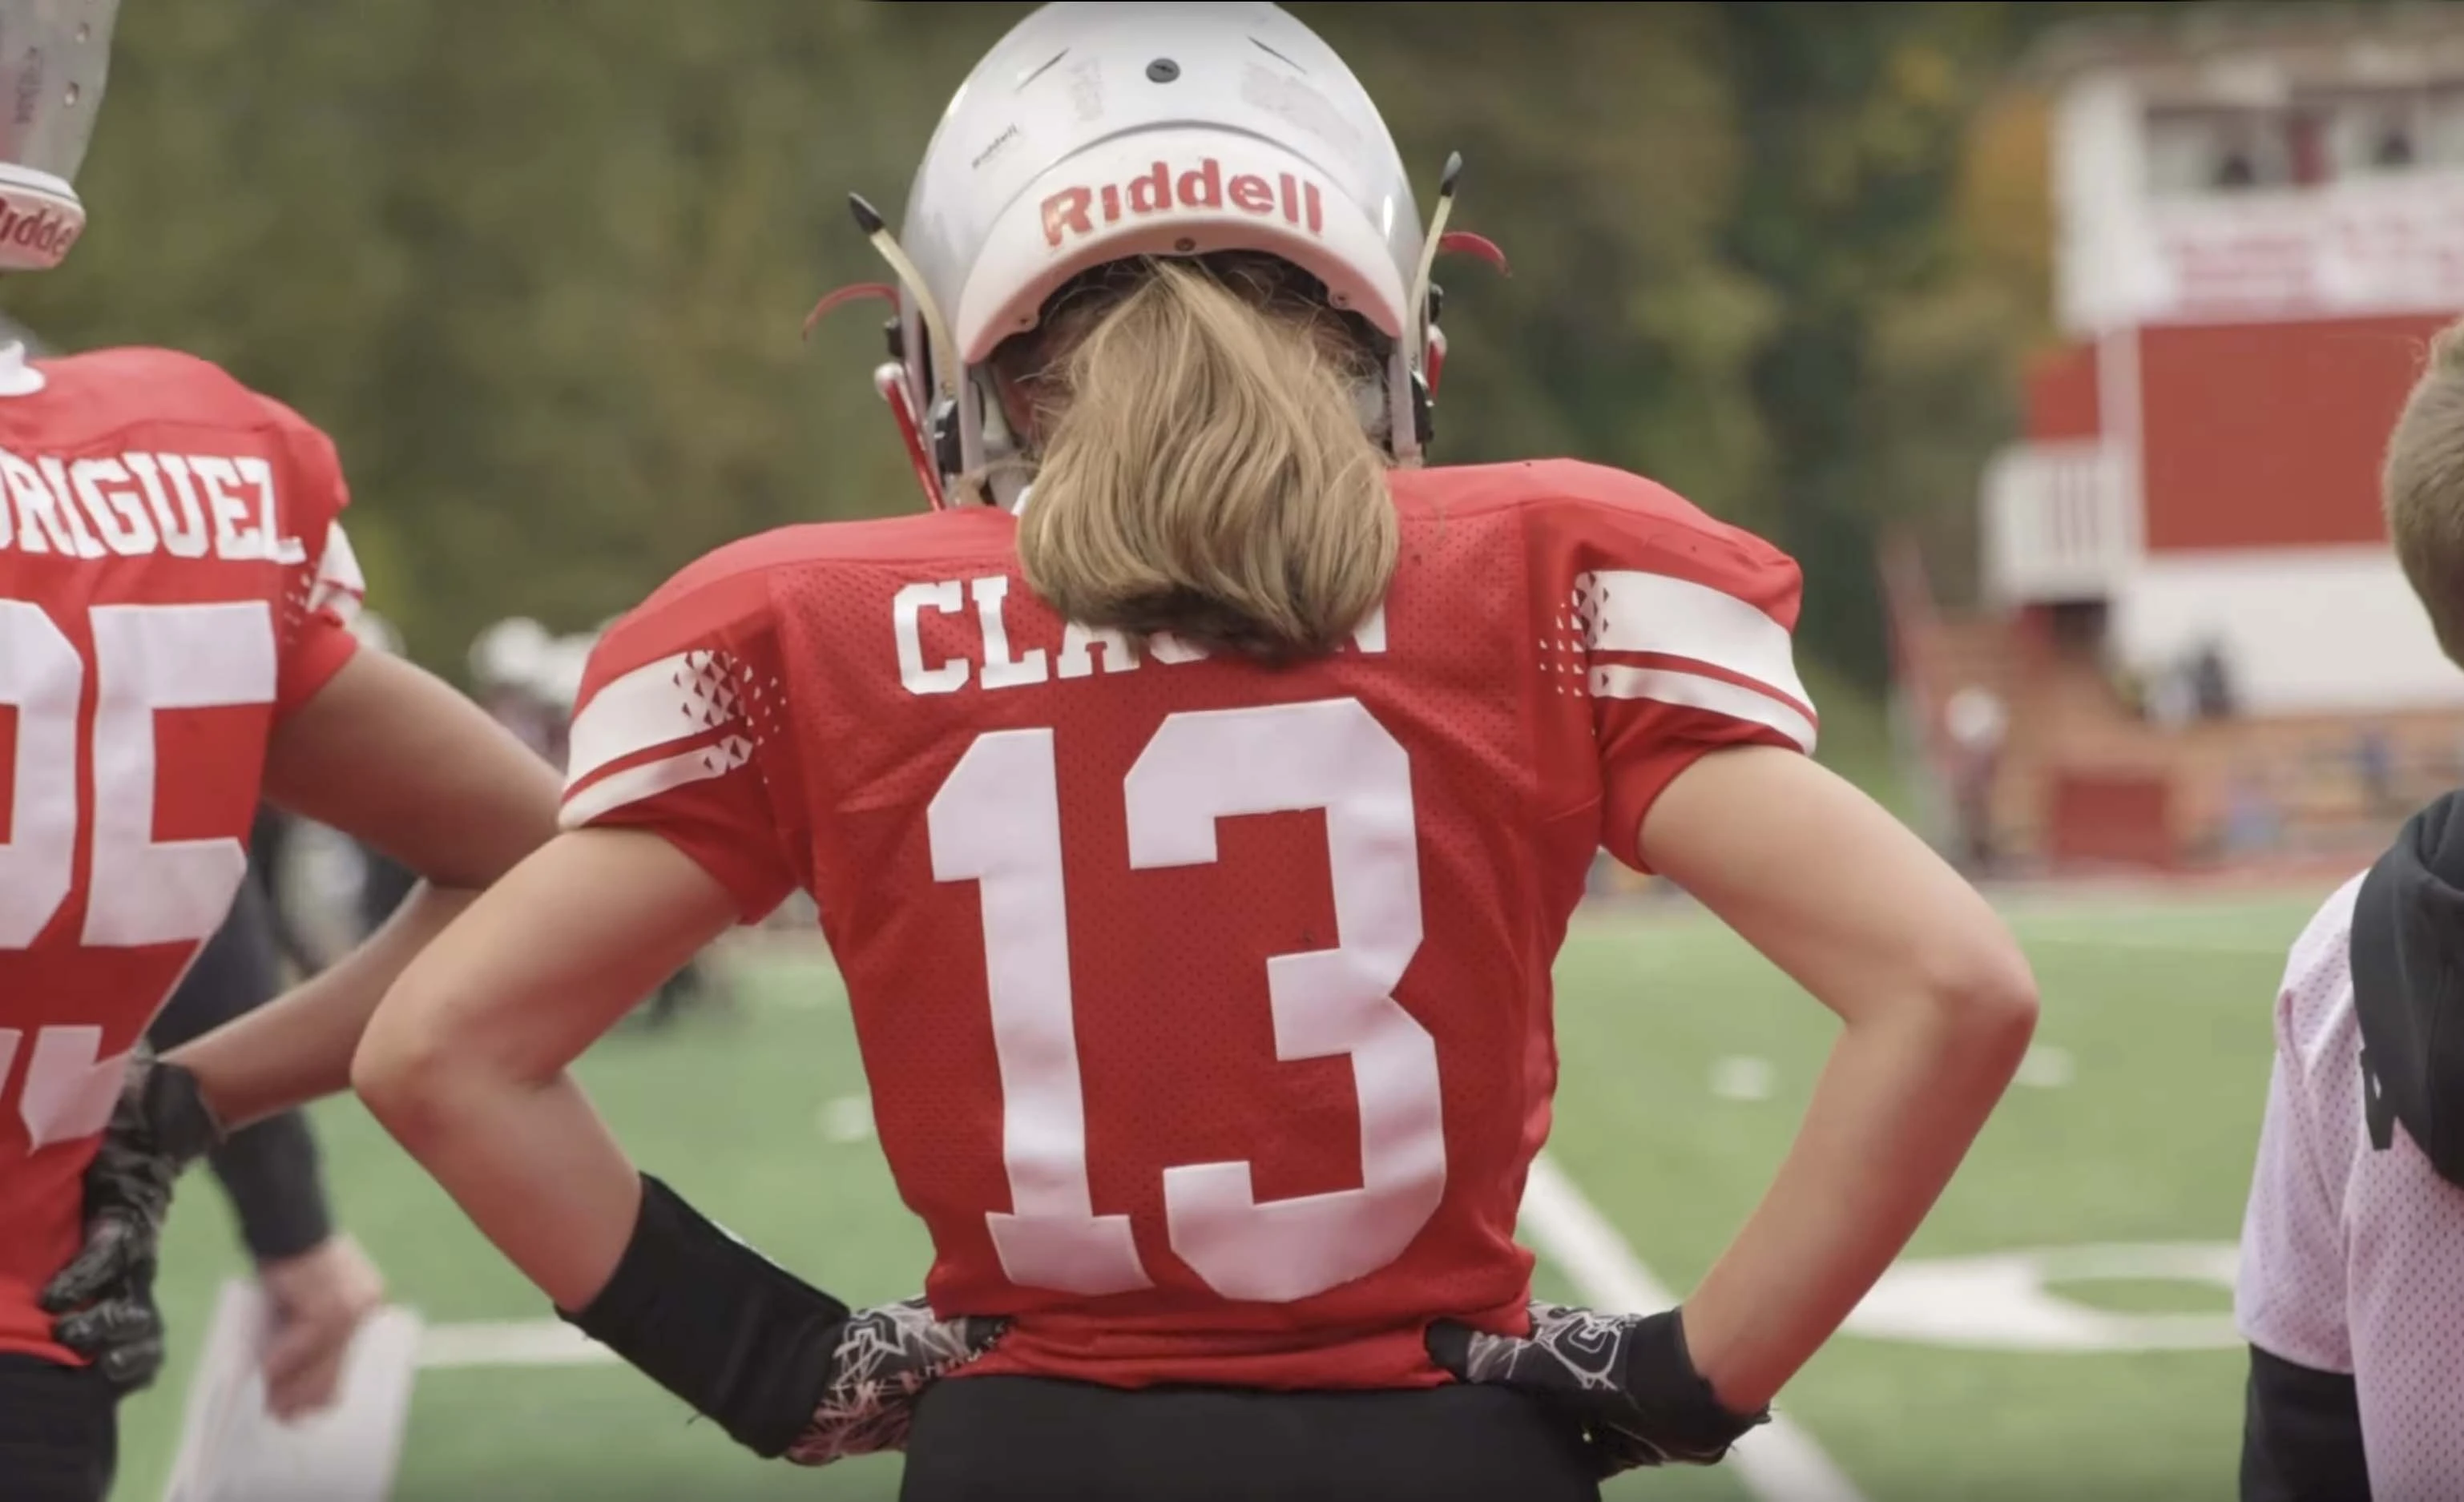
[901,1375,1602,1502]
[0,1354,115,1502]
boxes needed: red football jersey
[0,346,364,1363]
[563,459,1813,1390]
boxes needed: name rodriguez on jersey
[0,444,313,563]
[892,574,1389,697]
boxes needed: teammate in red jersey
[352,4,2041,1497]
[0,8,567,1498]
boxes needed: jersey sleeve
[1539,471,1818,871]
[2236,881,2363,1375]
[2235,1037,2353,1374]
[2344,1117,2464,1492]
[559,559,805,924]
[257,394,363,715]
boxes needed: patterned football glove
[38,1051,224,1394]
[783,1297,1006,1466]
[1426,1300,1769,1478]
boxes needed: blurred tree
[1715,2,2039,689]
[1297,3,1776,514]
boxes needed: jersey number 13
[928,697,1445,1305]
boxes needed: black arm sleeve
[147,876,335,1264]
[561,1174,848,1459]
[2242,1343,2373,1502]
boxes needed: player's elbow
[351,986,466,1148]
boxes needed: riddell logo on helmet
[1040,159,1325,249]
[0,194,76,263]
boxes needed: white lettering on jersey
[69,458,155,556]
[242,457,309,565]
[894,580,969,695]
[0,446,313,565]
[193,456,260,561]
[896,576,1389,699]
[35,457,104,558]
[1057,621,1139,679]
[971,576,1049,690]
[126,453,207,558]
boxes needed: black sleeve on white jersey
[2242,1343,2371,1502]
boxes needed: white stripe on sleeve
[1590,664,1818,754]
[309,524,366,623]
[1575,570,1809,711]
[564,651,740,788]
[559,739,753,828]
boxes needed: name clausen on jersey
[0,445,312,563]
[892,574,1389,696]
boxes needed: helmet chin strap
[819,197,973,509]
[849,195,957,409]
[1389,152,1473,465]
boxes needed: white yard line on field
[2014,931,2288,957]
[1518,1154,1868,1502]
[417,1319,617,1370]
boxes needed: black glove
[1426,1300,1769,1478]
[38,1051,224,1394]
[782,1296,1006,1466]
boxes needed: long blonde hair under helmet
[997,254,1397,662]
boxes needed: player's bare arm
[166,646,566,1130]
[1640,746,2038,1411]
[351,827,997,1464]
[1430,747,2037,1469]
[37,649,564,1353]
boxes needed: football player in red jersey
[0,6,567,1497]
[14,6,1001,1493]
[351,3,2041,1497]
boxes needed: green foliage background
[6,1,2169,685]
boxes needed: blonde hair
[2387,319,2464,664]
[1003,256,1397,661]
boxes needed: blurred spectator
[2357,727,2399,818]
[2224,769,2283,858]
[2190,640,2236,719]
[2147,664,2198,728]
[1946,685,2008,876]
[468,617,566,764]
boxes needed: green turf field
[110,880,2335,1501]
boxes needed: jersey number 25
[0,600,272,1153]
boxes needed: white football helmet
[829,1,1498,509]
[469,616,552,694]
[0,1,116,272]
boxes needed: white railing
[1981,440,2136,605]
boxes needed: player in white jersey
[2235,319,2464,1500]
